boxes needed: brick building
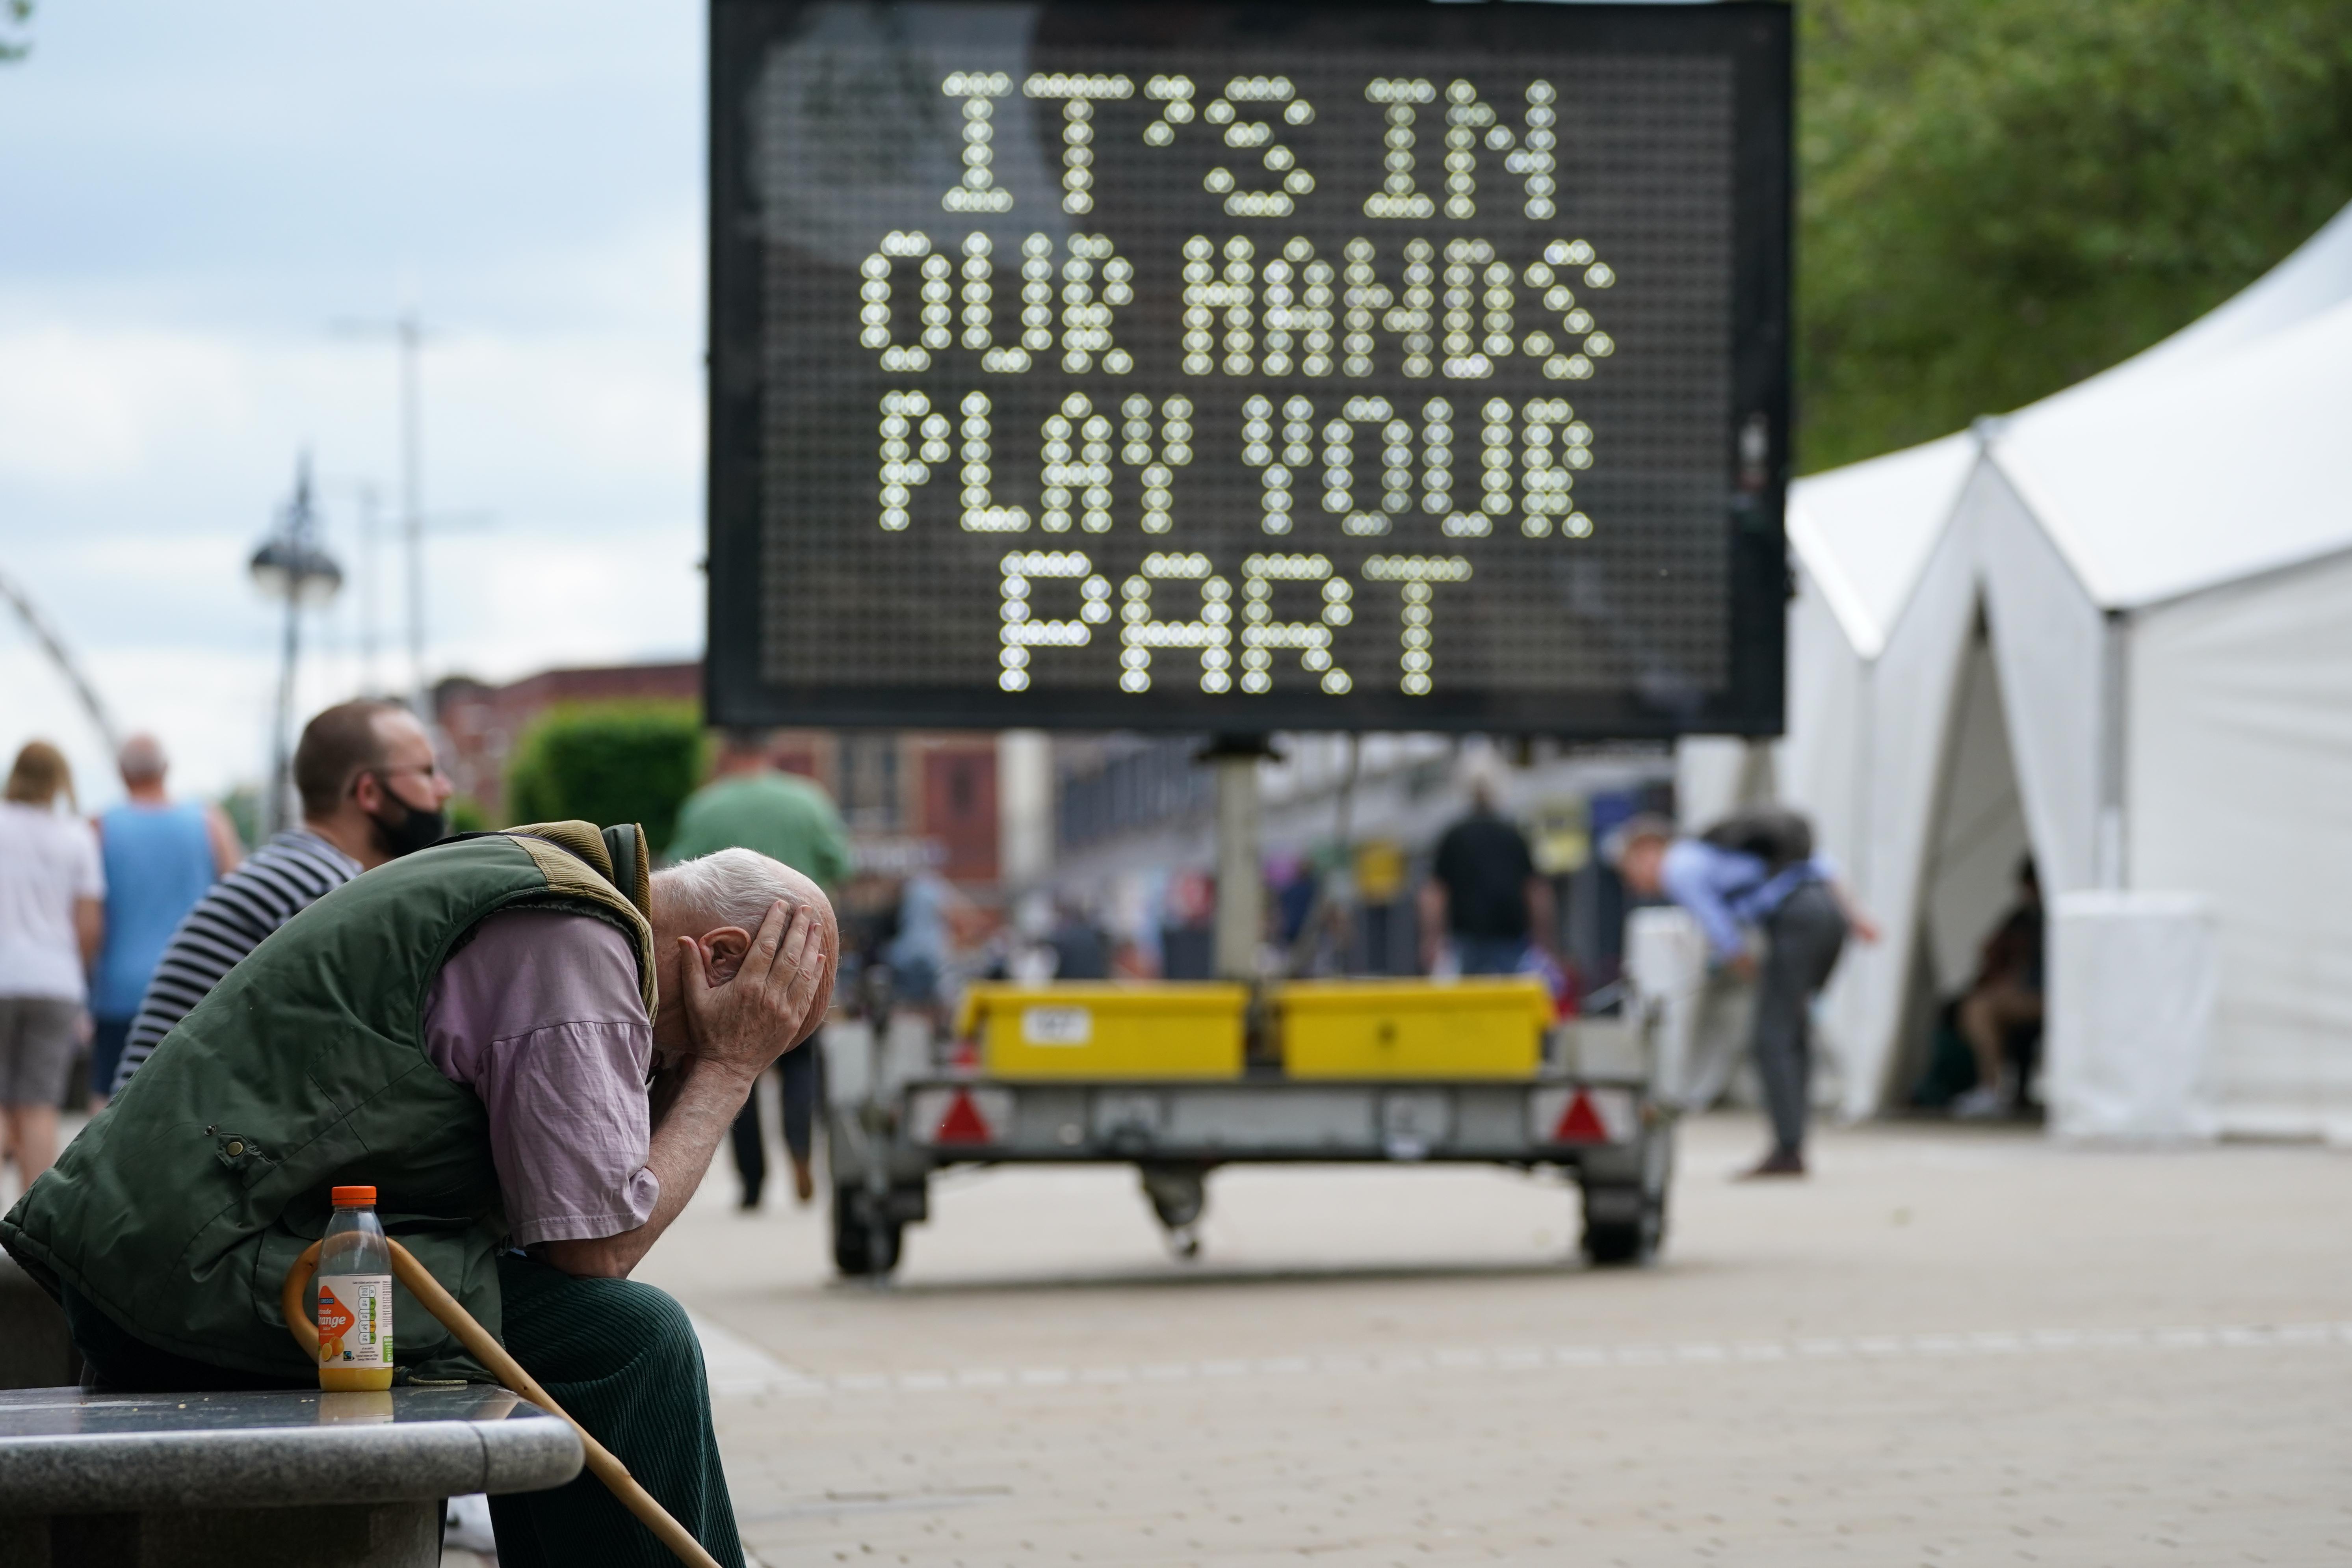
[433,662,1002,886]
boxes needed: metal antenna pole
[331,312,429,714]
[358,481,381,696]
[397,312,426,715]
[320,476,420,703]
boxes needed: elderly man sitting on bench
[2,821,837,1568]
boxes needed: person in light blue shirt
[1611,810,1877,1178]
[1657,840,1841,972]
[886,871,955,1006]
[89,735,240,1104]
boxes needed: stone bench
[0,1255,78,1392]
[0,1384,582,1568]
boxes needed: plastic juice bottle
[315,1185,394,1392]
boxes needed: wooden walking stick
[284,1239,725,1568]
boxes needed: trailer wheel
[1580,1195,1663,1266]
[830,1187,903,1278]
[1581,1117,1674,1266]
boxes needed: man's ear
[699,927,754,984]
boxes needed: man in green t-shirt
[668,729,853,1208]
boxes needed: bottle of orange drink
[315,1185,394,1391]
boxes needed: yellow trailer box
[959,983,1250,1080]
[1277,976,1552,1079]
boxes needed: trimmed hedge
[503,702,706,851]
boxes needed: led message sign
[709,2,1791,734]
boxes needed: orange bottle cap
[330,1185,377,1206]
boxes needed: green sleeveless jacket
[0,821,655,1382]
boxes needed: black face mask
[366,789,448,859]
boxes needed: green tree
[217,786,262,855]
[1,1,31,64]
[1799,0,2352,471]
[503,703,706,851]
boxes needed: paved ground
[637,1114,2352,1568]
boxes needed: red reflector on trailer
[934,1090,994,1145]
[909,1085,1015,1148]
[1553,1090,1610,1144]
[1529,1085,1634,1145]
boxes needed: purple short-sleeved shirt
[423,909,661,1247]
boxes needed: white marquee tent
[1689,202,2352,1138]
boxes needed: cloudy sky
[0,2,705,806]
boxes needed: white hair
[1457,746,1506,807]
[118,733,168,783]
[654,847,812,932]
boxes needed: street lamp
[250,453,343,834]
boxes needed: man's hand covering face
[675,900,831,1082]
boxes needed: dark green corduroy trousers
[488,1254,747,1568]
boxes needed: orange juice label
[317,1274,392,1368]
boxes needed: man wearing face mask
[109,699,455,1092]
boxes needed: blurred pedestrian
[86,735,240,1105]
[0,742,104,1190]
[1949,856,2044,1120]
[1353,839,1410,975]
[668,728,850,1209]
[1420,757,1553,975]
[110,700,453,1094]
[888,869,968,1008]
[1157,869,1216,980]
[1611,809,1879,1178]
[1047,897,1112,981]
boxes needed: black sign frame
[709,0,1791,736]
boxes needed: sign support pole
[1202,735,1276,980]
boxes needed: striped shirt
[112,829,362,1092]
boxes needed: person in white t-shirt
[0,741,105,1189]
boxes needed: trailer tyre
[831,1187,903,1278]
[1582,1115,1675,1266]
[1580,1198,1663,1266]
